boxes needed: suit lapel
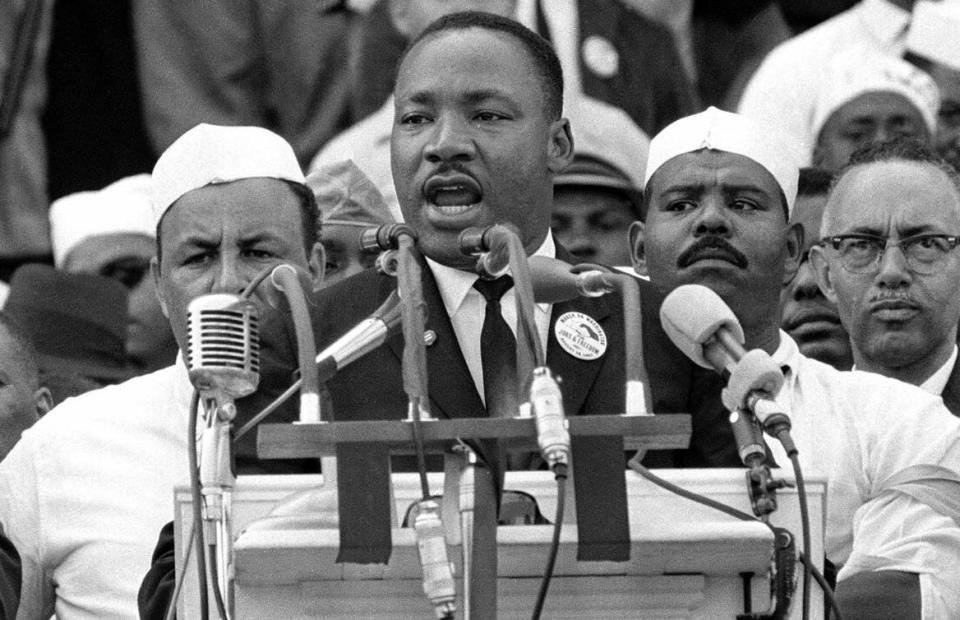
[546,291,612,416]
[940,358,960,418]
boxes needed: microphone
[527,256,615,303]
[358,223,418,253]
[187,293,260,402]
[660,285,794,448]
[315,291,402,383]
[413,498,457,619]
[530,366,571,469]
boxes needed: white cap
[151,123,305,226]
[644,106,799,214]
[49,174,156,268]
[811,47,940,141]
[564,95,650,188]
[907,1,960,70]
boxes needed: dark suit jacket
[940,358,960,417]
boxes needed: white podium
[174,468,825,619]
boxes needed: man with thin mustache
[810,138,960,413]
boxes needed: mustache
[677,236,748,269]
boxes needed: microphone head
[660,284,745,368]
[187,293,260,400]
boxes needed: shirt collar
[919,345,958,396]
[858,0,912,46]
[426,232,556,318]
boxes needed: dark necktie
[473,276,518,418]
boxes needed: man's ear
[34,387,53,417]
[782,221,803,283]
[809,245,839,303]
[547,118,575,173]
[628,220,648,276]
[150,257,169,318]
[308,241,326,291]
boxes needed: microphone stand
[198,396,236,619]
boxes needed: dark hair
[0,312,41,389]
[155,179,319,263]
[397,11,564,120]
[797,167,834,198]
[832,138,960,197]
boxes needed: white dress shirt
[767,331,960,619]
[0,360,194,618]
[738,0,911,165]
[426,234,554,405]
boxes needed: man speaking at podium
[630,108,960,619]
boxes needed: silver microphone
[187,293,260,402]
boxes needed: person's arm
[138,521,177,620]
[836,571,921,620]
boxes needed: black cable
[207,542,230,620]
[788,451,812,620]
[162,527,194,620]
[408,397,432,500]
[798,552,843,620]
[187,392,210,620]
[531,464,568,620]
[234,381,300,441]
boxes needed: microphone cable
[788,452,812,620]
[162,525,194,620]
[626,454,842,620]
[187,391,210,620]
[531,462,568,620]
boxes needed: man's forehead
[649,150,782,197]
[397,27,533,88]
[64,233,154,271]
[827,160,960,230]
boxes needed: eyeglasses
[820,233,960,275]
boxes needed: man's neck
[855,341,956,387]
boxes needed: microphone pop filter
[659,284,745,368]
[187,293,260,400]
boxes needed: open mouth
[424,175,482,209]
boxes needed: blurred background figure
[3,265,131,403]
[131,0,360,168]
[49,174,178,374]
[0,0,55,283]
[811,47,939,172]
[550,97,648,267]
[779,167,853,370]
[904,0,960,172]
[307,159,395,289]
[737,0,919,165]
[0,313,51,460]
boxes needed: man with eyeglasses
[632,108,960,619]
[49,174,178,375]
[811,138,960,413]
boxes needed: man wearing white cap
[631,106,960,619]
[0,123,324,618]
[50,174,178,375]
[905,0,960,171]
[811,48,939,172]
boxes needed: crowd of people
[1,1,959,618]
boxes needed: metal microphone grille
[187,294,260,400]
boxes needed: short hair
[797,167,834,198]
[0,312,41,390]
[397,11,564,121]
[156,179,319,264]
[832,138,960,197]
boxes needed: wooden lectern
[173,468,825,619]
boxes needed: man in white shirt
[630,106,960,619]
[0,123,324,618]
[811,138,960,414]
